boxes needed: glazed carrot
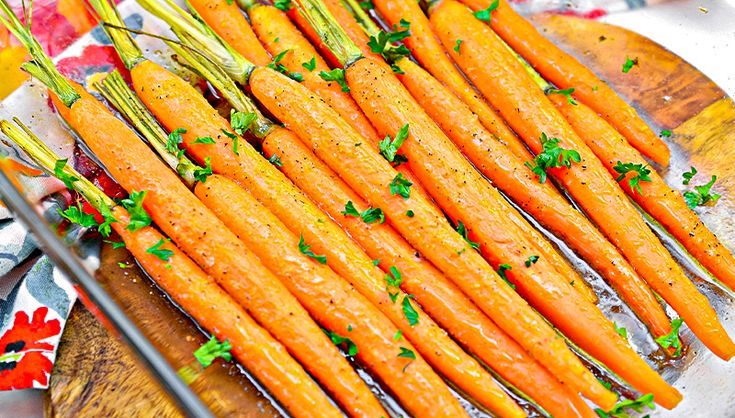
[0,118,333,417]
[263,130,598,418]
[550,93,735,293]
[394,57,672,339]
[366,0,531,161]
[430,0,735,369]
[457,0,670,166]
[185,0,271,66]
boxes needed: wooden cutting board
[44,14,733,417]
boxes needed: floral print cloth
[0,0,662,391]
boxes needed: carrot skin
[130,60,474,417]
[395,57,673,338]
[66,95,345,417]
[431,0,731,394]
[194,175,453,418]
[111,207,328,416]
[370,0,531,161]
[186,0,272,66]
[551,94,735,293]
[457,0,670,166]
[249,61,619,411]
[264,131,598,418]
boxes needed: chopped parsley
[121,190,152,232]
[393,329,403,341]
[97,204,116,237]
[497,263,515,289]
[53,159,79,190]
[379,123,409,165]
[298,233,327,264]
[682,166,697,185]
[273,0,292,11]
[595,393,655,418]
[454,39,463,54]
[220,129,239,156]
[323,328,358,356]
[166,128,187,156]
[473,0,499,23]
[525,255,539,267]
[525,133,581,183]
[398,346,416,359]
[319,68,349,92]
[341,200,385,224]
[622,56,638,74]
[683,175,721,209]
[302,57,316,71]
[367,26,411,63]
[230,110,257,136]
[193,157,213,183]
[406,210,414,217]
[401,296,419,326]
[268,153,283,167]
[59,201,98,228]
[455,220,480,250]
[192,136,215,144]
[147,238,174,261]
[194,336,232,368]
[104,239,126,249]
[655,318,684,356]
[547,87,578,105]
[384,266,403,303]
[389,173,413,199]
[660,129,672,137]
[267,50,303,82]
[613,161,652,195]
[359,0,373,10]
[614,322,628,340]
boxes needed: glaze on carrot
[430,0,733,383]
[457,0,670,166]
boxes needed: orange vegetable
[457,0,670,166]
[551,93,735,294]
[430,0,732,391]
[395,57,672,339]
[263,130,599,418]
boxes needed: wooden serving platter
[43,13,735,418]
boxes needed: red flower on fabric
[0,307,61,390]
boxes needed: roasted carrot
[366,0,531,161]
[457,0,670,166]
[263,130,599,418]
[550,93,735,293]
[430,0,735,369]
[394,57,672,339]
[0,118,336,417]
[184,0,271,66]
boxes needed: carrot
[394,57,673,339]
[550,93,735,293]
[430,0,735,369]
[367,0,531,161]
[457,0,670,166]
[184,0,271,66]
[263,130,599,418]
[245,2,435,208]
[0,118,338,417]
[195,174,469,418]
[248,15,616,407]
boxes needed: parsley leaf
[147,238,174,261]
[273,0,292,12]
[473,0,499,23]
[319,68,349,92]
[595,393,655,418]
[53,159,79,190]
[384,266,402,303]
[614,322,628,340]
[193,157,213,183]
[655,318,684,356]
[406,210,414,217]
[525,133,581,183]
[455,220,480,250]
[302,57,316,71]
[59,201,98,228]
[120,190,152,232]
[401,296,419,326]
[192,136,215,144]
[389,173,413,199]
[496,263,515,289]
[230,110,257,136]
[367,28,411,63]
[683,175,721,209]
[454,39,463,54]
[104,239,126,249]
[398,346,416,359]
[267,153,283,167]
[613,161,652,195]
[393,329,403,341]
[682,166,697,185]
[547,87,578,105]
[379,123,409,165]
[166,128,187,155]
[622,56,638,74]
[220,129,239,156]
[525,255,539,267]
[341,200,360,217]
[298,234,327,264]
[194,336,232,368]
[359,0,373,10]
[341,201,385,224]
[323,328,358,356]
[267,50,303,82]
[660,129,672,137]
[97,204,116,237]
